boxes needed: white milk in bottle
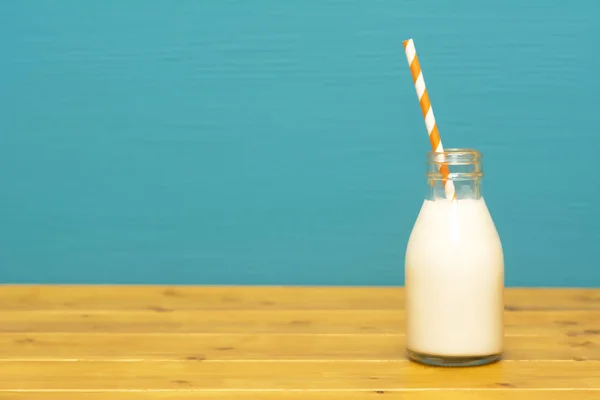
[405,149,504,367]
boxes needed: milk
[405,197,504,358]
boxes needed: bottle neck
[426,148,483,201]
[427,177,482,200]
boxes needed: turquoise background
[1,1,599,286]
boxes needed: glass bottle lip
[427,148,482,165]
[426,148,483,181]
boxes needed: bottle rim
[427,148,482,165]
[426,148,483,180]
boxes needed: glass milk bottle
[405,149,504,367]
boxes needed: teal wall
[1,1,599,286]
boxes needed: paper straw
[403,38,456,201]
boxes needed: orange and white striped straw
[403,38,456,201]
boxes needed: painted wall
[1,1,599,286]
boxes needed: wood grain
[1,286,599,398]
[1,286,599,310]
[2,392,600,400]
[0,333,599,361]
[1,309,598,335]
[1,360,600,390]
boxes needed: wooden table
[0,286,599,399]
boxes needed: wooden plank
[0,286,403,310]
[1,391,599,400]
[1,286,599,311]
[0,333,598,361]
[2,287,599,396]
[0,361,599,390]
[504,289,600,310]
[1,309,598,335]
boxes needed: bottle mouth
[426,148,483,180]
[427,148,482,165]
